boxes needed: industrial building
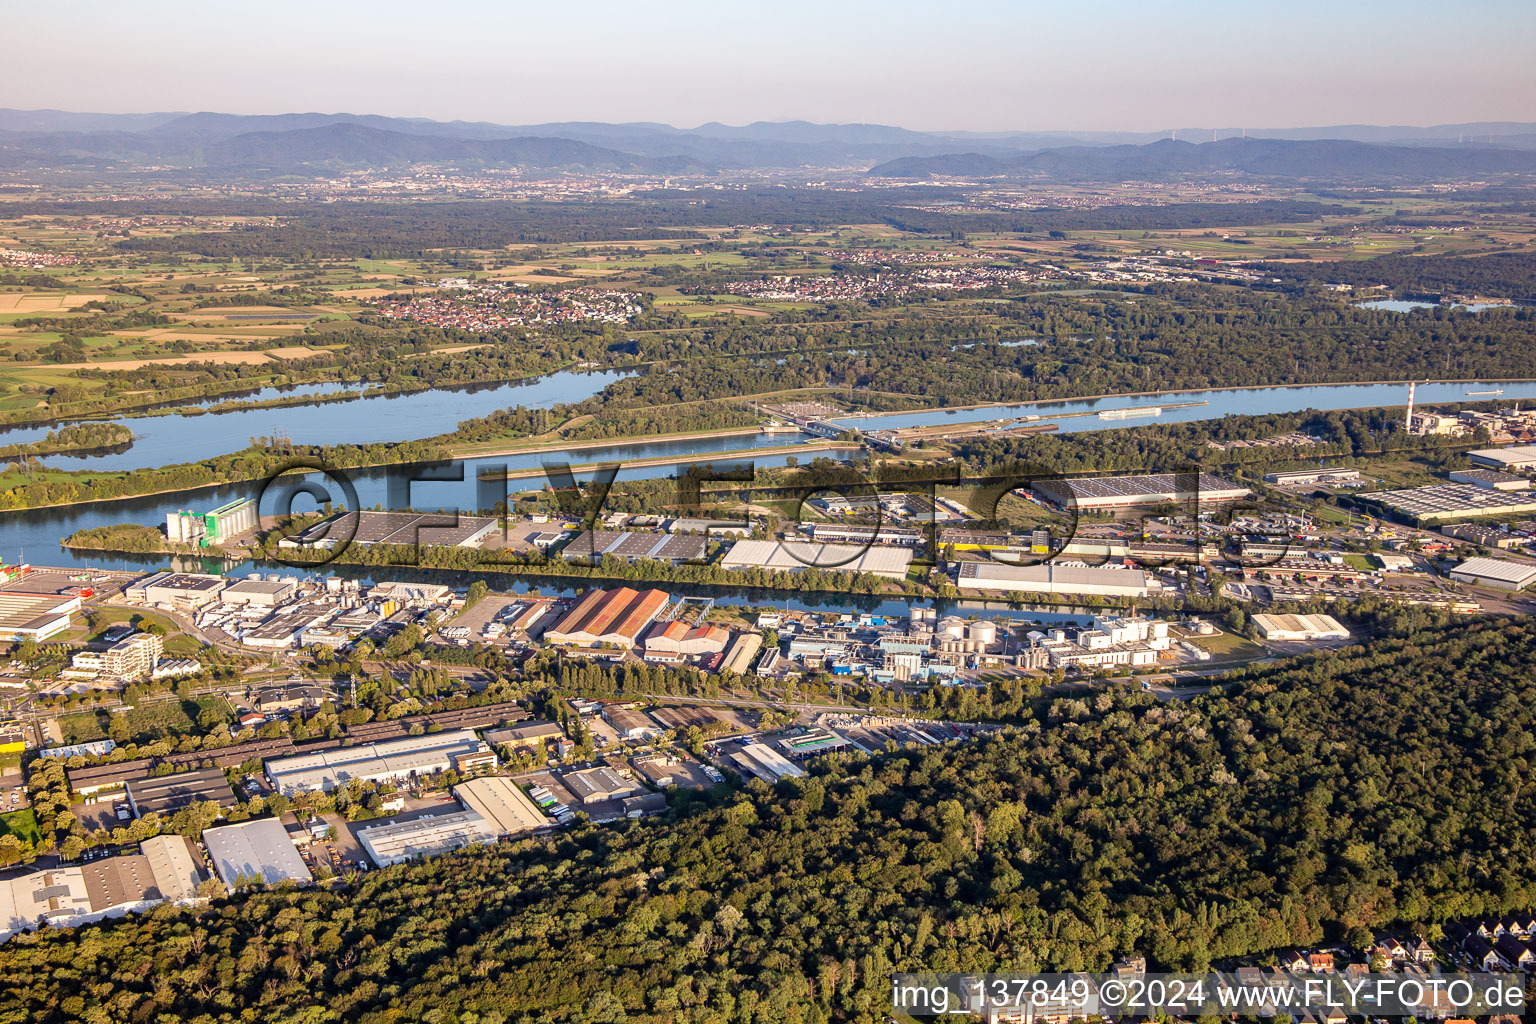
[166,498,257,547]
[220,578,298,607]
[720,632,764,674]
[1030,615,1172,670]
[453,777,548,836]
[1363,484,1536,523]
[202,817,314,888]
[1031,472,1249,510]
[956,560,1154,598]
[1263,468,1362,487]
[667,517,751,538]
[126,572,227,610]
[484,720,564,748]
[237,604,334,650]
[0,867,93,941]
[66,757,154,797]
[803,523,925,546]
[1448,557,1536,592]
[1466,445,1536,471]
[368,580,453,605]
[77,855,165,922]
[719,539,914,579]
[1449,469,1531,492]
[1442,523,1525,549]
[358,810,497,867]
[560,530,705,565]
[139,835,206,904]
[1252,613,1351,641]
[279,510,499,551]
[0,591,80,642]
[264,729,492,795]
[778,728,854,759]
[602,705,664,740]
[728,741,806,782]
[543,587,669,648]
[253,682,329,713]
[641,620,730,661]
[124,767,233,817]
[563,766,645,804]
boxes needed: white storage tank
[967,619,998,646]
[938,615,967,640]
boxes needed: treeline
[0,421,133,458]
[0,437,449,511]
[261,539,907,596]
[4,617,1536,1022]
[951,404,1489,483]
[882,198,1350,235]
[1264,251,1536,303]
[0,193,1334,256]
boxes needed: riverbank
[497,441,859,480]
[449,424,778,459]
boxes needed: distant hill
[199,123,705,173]
[4,109,1536,178]
[0,122,718,174]
[869,137,1536,182]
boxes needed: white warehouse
[264,730,493,795]
[956,560,1155,598]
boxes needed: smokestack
[1405,381,1416,432]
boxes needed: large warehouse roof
[357,810,497,867]
[124,767,233,817]
[0,592,80,642]
[453,777,548,836]
[544,588,669,646]
[561,530,705,563]
[1449,556,1536,590]
[202,818,313,887]
[264,729,487,794]
[1032,472,1248,509]
[1365,484,1536,523]
[957,560,1153,597]
[139,835,206,903]
[1467,444,1536,470]
[719,539,914,579]
[282,510,499,550]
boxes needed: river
[831,378,1536,434]
[0,369,638,472]
[6,374,1535,576]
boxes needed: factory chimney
[1404,380,1416,433]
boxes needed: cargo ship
[1098,406,1164,420]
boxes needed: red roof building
[544,588,669,648]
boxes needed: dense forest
[1264,252,1536,303]
[0,195,1349,255]
[2,616,1534,1023]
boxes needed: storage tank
[968,619,998,646]
[908,606,932,623]
[938,616,967,641]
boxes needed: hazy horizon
[4,0,1533,134]
[6,106,1536,137]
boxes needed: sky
[4,0,1534,132]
